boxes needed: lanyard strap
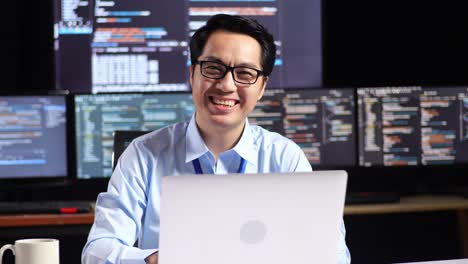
[192,157,246,174]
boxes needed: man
[82,14,351,264]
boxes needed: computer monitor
[73,92,194,179]
[0,94,70,189]
[249,87,356,168]
[355,86,468,195]
[54,0,322,93]
[357,86,468,167]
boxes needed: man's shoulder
[249,124,298,149]
[132,121,188,151]
[248,124,309,170]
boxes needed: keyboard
[346,192,400,204]
[0,201,93,215]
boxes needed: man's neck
[196,120,245,160]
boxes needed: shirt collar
[232,119,257,165]
[185,114,258,165]
[185,114,209,163]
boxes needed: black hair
[189,14,276,76]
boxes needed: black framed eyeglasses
[195,60,265,85]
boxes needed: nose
[215,70,237,92]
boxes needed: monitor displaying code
[249,88,356,167]
[54,0,322,93]
[358,86,468,167]
[0,95,68,179]
[74,92,194,178]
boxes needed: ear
[257,76,268,101]
[189,65,195,88]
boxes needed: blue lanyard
[192,157,246,174]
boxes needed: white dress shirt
[82,115,351,264]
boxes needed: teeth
[212,98,235,107]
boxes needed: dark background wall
[4,1,54,92]
[324,0,468,87]
[5,1,468,91]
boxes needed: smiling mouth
[210,97,238,107]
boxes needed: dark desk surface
[345,195,468,215]
[344,195,468,258]
[1,195,467,226]
[394,259,468,264]
[0,196,467,256]
[0,213,94,227]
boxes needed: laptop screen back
[159,170,348,264]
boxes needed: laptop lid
[159,170,348,264]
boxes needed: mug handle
[0,244,15,264]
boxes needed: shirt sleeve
[337,220,351,264]
[81,142,157,264]
[281,139,312,172]
[292,147,313,172]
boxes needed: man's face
[190,30,267,133]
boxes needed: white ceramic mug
[0,238,59,264]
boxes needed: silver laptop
[159,170,348,264]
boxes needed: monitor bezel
[258,86,358,171]
[351,86,468,195]
[0,90,74,191]
[70,90,194,182]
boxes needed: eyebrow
[201,56,262,70]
